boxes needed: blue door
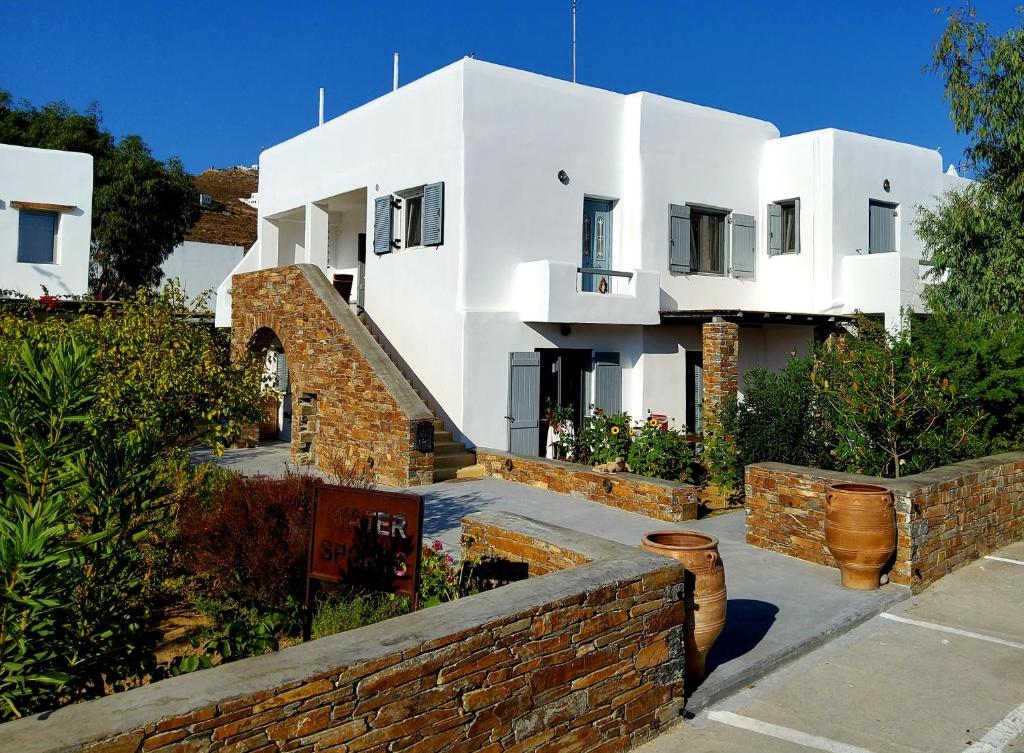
[582,199,613,292]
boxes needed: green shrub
[626,417,699,483]
[725,358,829,470]
[910,313,1024,452]
[0,338,168,718]
[813,316,984,477]
[311,593,410,639]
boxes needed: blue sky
[2,1,1018,175]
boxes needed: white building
[216,59,970,456]
[0,143,93,297]
[160,167,257,305]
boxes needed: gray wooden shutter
[731,213,756,277]
[793,199,801,253]
[508,352,541,456]
[275,351,289,394]
[373,195,393,255]
[593,352,622,416]
[669,204,691,273]
[869,201,896,253]
[693,359,704,432]
[768,203,783,256]
[422,181,444,246]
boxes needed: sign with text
[307,484,424,602]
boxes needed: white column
[259,218,280,268]
[304,202,329,269]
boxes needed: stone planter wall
[476,448,700,522]
[232,264,434,486]
[746,452,1024,592]
[0,511,686,753]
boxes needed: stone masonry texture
[232,264,435,486]
[745,452,1024,592]
[700,319,738,422]
[0,511,687,753]
[476,448,699,523]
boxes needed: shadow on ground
[702,599,779,681]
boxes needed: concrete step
[433,453,477,470]
[435,430,453,443]
[431,466,463,482]
[456,464,487,480]
[433,440,467,455]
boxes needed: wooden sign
[306,484,424,608]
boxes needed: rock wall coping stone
[476,448,700,522]
[746,452,1024,592]
[0,511,686,753]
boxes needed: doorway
[356,232,367,309]
[582,198,613,292]
[537,348,590,456]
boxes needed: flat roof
[659,310,854,326]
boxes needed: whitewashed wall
[160,240,244,306]
[0,144,92,296]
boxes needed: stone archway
[231,264,436,486]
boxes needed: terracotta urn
[640,530,726,681]
[824,482,896,590]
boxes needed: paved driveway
[638,540,1024,753]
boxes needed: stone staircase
[356,311,476,482]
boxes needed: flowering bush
[418,540,482,608]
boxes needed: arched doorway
[248,327,291,444]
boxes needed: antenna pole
[318,88,324,126]
[572,0,577,83]
[393,52,400,91]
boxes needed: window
[869,200,898,254]
[768,199,800,255]
[399,188,424,249]
[690,208,726,274]
[17,210,58,264]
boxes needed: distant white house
[160,167,257,305]
[0,143,93,297]
[215,58,972,455]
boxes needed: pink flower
[432,539,443,550]
[446,555,454,564]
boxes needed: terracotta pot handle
[705,550,719,573]
[823,494,831,511]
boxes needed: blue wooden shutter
[593,352,622,416]
[731,213,756,277]
[669,204,691,273]
[768,203,783,256]
[422,182,444,246]
[373,195,393,255]
[869,200,896,253]
[508,352,541,455]
[275,351,289,394]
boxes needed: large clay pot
[640,531,726,681]
[824,483,896,590]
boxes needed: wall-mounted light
[883,179,891,193]
[557,170,570,185]
[560,324,572,336]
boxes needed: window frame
[868,199,899,254]
[777,199,800,255]
[396,186,425,251]
[16,208,60,265]
[687,203,729,276]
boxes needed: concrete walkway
[638,540,1024,753]
[192,442,908,709]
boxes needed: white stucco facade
[0,144,93,297]
[216,59,969,453]
[161,240,245,307]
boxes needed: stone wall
[746,452,1024,592]
[463,517,591,576]
[700,319,739,420]
[0,512,686,753]
[232,264,435,486]
[476,448,699,523]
